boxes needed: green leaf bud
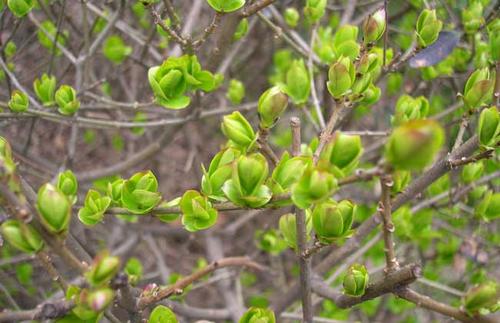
[121,171,161,214]
[4,41,16,58]
[180,190,218,231]
[36,183,71,234]
[124,257,143,286]
[304,0,327,24]
[291,165,338,209]
[33,73,57,106]
[37,20,68,56]
[279,212,312,250]
[221,111,257,151]
[463,281,498,314]
[477,106,499,147]
[327,56,356,99]
[358,53,379,75]
[312,199,355,242]
[226,79,245,105]
[258,86,289,128]
[333,25,360,61]
[7,0,34,18]
[0,136,16,175]
[1,220,44,253]
[233,18,249,41]
[78,190,111,226]
[363,7,386,43]
[416,9,443,47]
[102,35,132,65]
[385,120,444,171]
[343,264,369,297]
[463,68,494,109]
[149,305,178,323]
[284,7,300,28]
[55,85,80,115]
[392,95,430,125]
[488,19,500,61]
[359,83,381,105]
[155,197,181,223]
[57,170,78,204]
[8,90,29,112]
[222,153,272,208]
[462,2,484,35]
[392,170,411,194]
[284,59,309,105]
[107,178,124,205]
[86,288,114,313]
[207,0,245,13]
[201,147,240,200]
[86,251,120,287]
[320,132,363,177]
[239,307,276,323]
[255,229,287,255]
[270,151,311,195]
[461,162,484,184]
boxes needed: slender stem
[312,263,421,309]
[396,288,495,323]
[379,174,399,273]
[258,127,280,166]
[137,257,265,309]
[290,117,313,322]
[36,250,68,291]
[240,0,277,17]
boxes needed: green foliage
[475,191,499,221]
[279,212,312,250]
[416,9,442,47]
[37,20,69,55]
[201,147,240,200]
[233,18,249,41]
[463,67,494,109]
[385,120,444,171]
[0,220,44,253]
[462,1,484,34]
[255,229,287,254]
[327,56,356,99]
[269,152,311,195]
[78,190,111,226]
[319,132,363,177]
[148,55,222,109]
[392,95,429,126]
[102,35,132,64]
[239,307,275,323]
[284,7,300,28]
[283,59,309,105]
[304,0,326,24]
[258,86,289,128]
[33,73,57,106]
[227,79,245,105]
[221,111,257,151]
[55,85,80,115]
[291,165,337,209]
[57,170,78,204]
[222,153,272,207]
[343,263,369,297]
[85,251,120,287]
[312,199,355,243]
[148,305,178,323]
[463,281,498,314]
[7,0,33,17]
[206,0,245,13]
[124,257,143,285]
[86,288,114,312]
[180,190,218,231]
[362,7,386,43]
[477,106,499,147]
[121,171,161,214]
[36,183,71,234]
[8,90,29,112]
